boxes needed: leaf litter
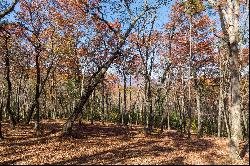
[0,120,248,165]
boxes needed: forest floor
[0,120,249,165]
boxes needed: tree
[208,0,244,160]
[0,25,17,128]
[165,0,214,137]
[62,0,166,135]
[17,0,56,134]
[0,0,18,20]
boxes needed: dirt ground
[0,120,249,165]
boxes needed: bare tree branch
[0,0,18,20]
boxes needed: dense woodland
[0,0,249,164]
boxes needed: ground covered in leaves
[0,120,249,165]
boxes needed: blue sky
[1,0,248,80]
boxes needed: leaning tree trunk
[62,53,120,135]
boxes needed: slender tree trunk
[34,49,41,134]
[0,98,4,139]
[160,99,165,133]
[218,87,223,137]
[101,81,105,125]
[218,53,223,137]
[167,111,170,130]
[4,36,16,127]
[197,90,202,137]
[105,93,109,122]
[91,90,95,125]
[123,71,127,125]
[180,69,185,134]
[187,15,192,139]
[143,82,148,135]
[118,83,121,124]
[129,75,132,126]
[147,78,153,134]
[16,75,22,123]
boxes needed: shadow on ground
[1,121,248,165]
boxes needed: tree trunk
[16,75,22,123]
[242,109,248,140]
[0,99,4,139]
[62,53,120,135]
[167,111,170,130]
[147,79,153,134]
[160,100,165,133]
[101,81,105,124]
[187,15,192,139]
[180,70,185,134]
[217,2,242,159]
[218,87,223,137]
[197,90,202,137]
[106,93,109,122]
[91,90,95,125]
[229,41,242,159]
[25,53,53,124]
[118,83,121,124]
[129,75,132,126]
[218,52,223,137]
[123,71,127,125]
[34,50,41,134]
[4,36,16,127]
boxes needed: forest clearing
[0,120,249,165]
[0,0,249,165]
